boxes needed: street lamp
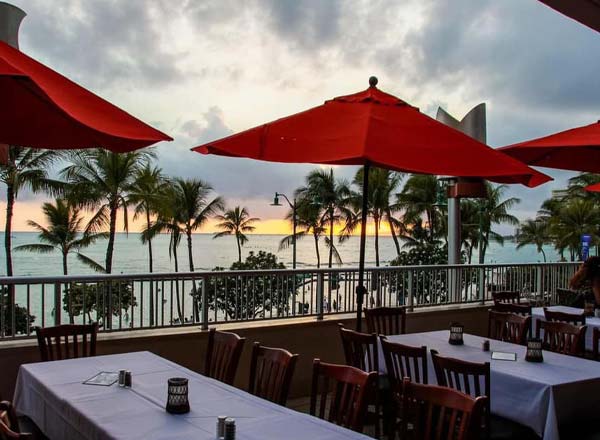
[271,192,297,269]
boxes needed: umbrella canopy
[0,40,172,151]
[585,183,600,192]
[192,78,551,331]
[500,120,600,172]
[538,0,600,33]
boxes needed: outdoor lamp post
[271,193,297,269]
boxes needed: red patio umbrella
[0,40,172,153]
[192,77,551,331]
[500,120,600,172]
[585,183,600,192]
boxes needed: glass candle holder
[584,302,595,317]
[525,338,544,363]
[166,377,190,414]
[448,322,464,345]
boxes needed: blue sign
[581,234,592,261]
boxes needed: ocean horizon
[0,231,564,277]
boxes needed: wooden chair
[543,307,586,326]
[555,288,582,307]
[365,306,407,335]
[34,323,98,362]
[594,327,600,361]
[205,328,245,385]
[338,324,379,372]
[381,338,428,438]
[338,325,382,436]
[492,291,522,304]
[310,359,377,433]
[431,350,490,439]
[0,400,33,439]
[536,320,587,357]
[248,342,298,405]
[401,378,487,440]
[488,310,530,345]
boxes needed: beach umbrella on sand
[500,120,600,172]
[192,77,551,331]
[0,3,171,163]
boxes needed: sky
[1,0,599,234]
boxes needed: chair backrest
[488,310,530,345]
[338,324,379,373]
[431,350,490,438]
[364,306,407,335]
[491,302,531,316]
[543,307,586,326]
[556,288,582,307]
[0,400,32,439]
[594,327,600,361]
[401,378,487,440]
[310,359,377,433]
[536,320,587,357]
[35,323,98,362]
[380,337,428,392]
[205,328,246,385]
[248,342,298,405]
[492,291,521,304]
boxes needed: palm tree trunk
[186,227,199,322]
[388,216,401,257]
[146,210,153,272]
[5,185,14,277]
[328,209,334,268]
[62,251,68,275]
[62,251,74,324]
[236,233,242,263]
[374,215,380,267]
[541,247,547,262]
[426,210,433,243]
[173,242,183,322]
[314,233,321,268]
[105,202,118,274]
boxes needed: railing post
[536,266,543,303]
[316,272,324,320]
[479,266,486,305]
[407,270,414,311]
[54,282,62,326]
[201,275,209,330]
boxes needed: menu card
[83,372,119,386]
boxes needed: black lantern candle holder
[448,322,464,345]
[166,377,190,414]
[525,338,544,363]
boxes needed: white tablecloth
[13,351,370,440]
[532,306,599,350]
[380,331,600,440]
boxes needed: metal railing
[0,262,580,340]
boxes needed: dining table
[532,305,599,350]
[13,351,370,440]
[379,330,600,440]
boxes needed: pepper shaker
[224,418,235,440]
[482,340,490,352]
[124,371,132,388]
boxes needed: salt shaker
[482,340,490,352]
[224,417,236,440]
[217,415,227,438]
[124,371,132,388]
[119,370,126,387]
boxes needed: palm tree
[516,219,550,262]
[171,178,223,321]
[14,199,106,275]
[279,199,327,267]
[552,199,600,261]
[214,206,260,262]
[346,168,404,266]
[296,169,351,268]
[475,183,520,263]
[397,174,440,243]
[0,147,61,276]
[61,149,154,274]
[128,165,168,272]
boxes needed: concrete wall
[0,305,489,400]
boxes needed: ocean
[0,232,562,277]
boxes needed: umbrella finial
[369,76,378,87]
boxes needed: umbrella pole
[356,162,370,332]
